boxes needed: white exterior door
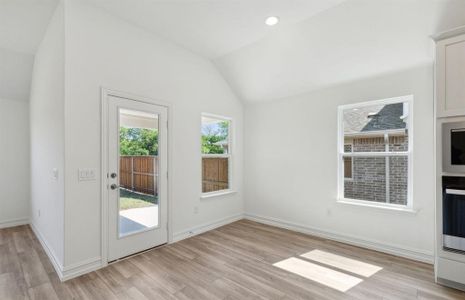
[106,95,168,262]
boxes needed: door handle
[110,184,119,190]
[446,189,465,196]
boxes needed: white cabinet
[437,257,465,288]
[434,27,465,292]
[436,33,465,118]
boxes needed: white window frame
[200,113,234,198]
[337,95,414,209]
[343,143,354,181]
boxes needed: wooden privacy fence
[120,156,158,195]
[202,157,229,193]
[120,156,229,194]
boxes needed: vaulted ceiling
[83,0,465,103]
[86,0,346,59]
[2,0,465,103]
[0,0,58,102]
[214,0,465,102]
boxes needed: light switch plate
[52,168,59,181]
[78,168,96,181]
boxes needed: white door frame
[100,88,173,265]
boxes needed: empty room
[2,0,465,299]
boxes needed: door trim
[100,88,173,266]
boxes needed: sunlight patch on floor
[300,249,382,277]
[273,257,363,292]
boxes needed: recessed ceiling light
[265,16,280,26]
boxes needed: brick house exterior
[343,103,409,205]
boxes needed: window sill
[201,190,237,199]
[337,198,417,214]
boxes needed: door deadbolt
[110,173,117,179]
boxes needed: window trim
[337,95,414,209]
[201,113,233,197]
[343,143,354,181]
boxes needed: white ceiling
[215,0,465,102]
[0,0,58,101]
[86,0,346,59]
[2,0,465,103]
[88,0,465,103]
[0,0,58,54]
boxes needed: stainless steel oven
[443,177,465,252]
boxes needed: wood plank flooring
[1,220,465,299]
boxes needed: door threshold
[108,243,167,264]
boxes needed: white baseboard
[244,213,434,264]
[61,257,103,281]
[172,213,244,243]
[30,223,65,280]
[28,211,433,282]
[0,217,29,229]
[30,222,103,281]
[54,212,242,280]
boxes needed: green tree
[201,121,229,154]
[120,127,158,156]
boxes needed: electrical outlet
[194,206,199,214]
[37,209,41,217]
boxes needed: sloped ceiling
[87,0,465,103]
[0,0,58,101]
[86,0,346,59]
[0,48,34,102]
[2,0,465,103]
[214,0,465,102]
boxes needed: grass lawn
[119,189,158,210]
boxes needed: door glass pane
[118,108,159,237]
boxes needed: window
[338,96,413,207]
[344,144,353,180]
[201,114,232,195]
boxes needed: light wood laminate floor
[1,220,465,299]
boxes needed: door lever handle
[446,189,465,196]
[110,184,119,190]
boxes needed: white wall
[29,3,65,265]
[244,64,435,261]
[63,0,243,267]
[0,49,34,102]
[0,98,30,227]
